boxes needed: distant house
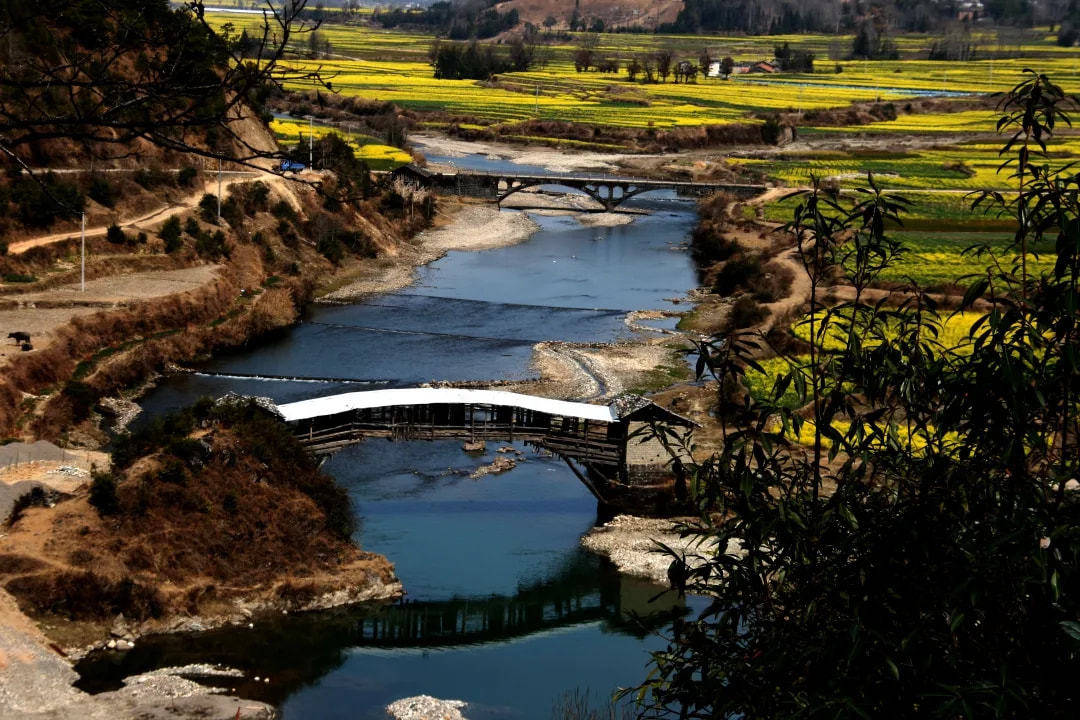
[748,61,778,74]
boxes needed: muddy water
[83,149,704,718]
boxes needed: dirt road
[6,171,290,256]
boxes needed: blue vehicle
[279,159,306,173]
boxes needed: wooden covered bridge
[390,164,765,211]
[272,388,696,513]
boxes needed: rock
[462,440,485,453]
[386,695,469,720]
[469,455,517,479]
[106,639,117,650]
[581,514,742,586]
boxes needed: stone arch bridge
[389,165,766,212]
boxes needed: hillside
[0,399,401,650]
[494,0,683,30]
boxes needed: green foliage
[317,234,345,264]
[160,216,182,253]
[712,255,761,295]
[0,173,84,228]
[195,229,229,260]
[105,223,127,245]
[61,380,98,423]
[198,194,219,223]
[89,470,120,516]
[177,166,197,187]
[634,73,1080,719]
[87,174,116,208]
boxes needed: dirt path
[6,171,283,256]
[12,265,223,306]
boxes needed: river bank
[0,588,275,719]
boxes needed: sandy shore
[320,204,539,302]
[410,134,664,175]
[581,515,742,586]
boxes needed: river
[76,148,707,719]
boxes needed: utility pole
[216,156,222,220]
[308,116,314,167]
[80,212,86,292]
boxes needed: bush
[198,193,218,223]
[317,235,345,264]
[195,229,229,259]
[761,115,785,145]
[105,224,127,245]
[89,470,120,516]
[712,255,761,295]
[177,166,197,187]
[61,380,98,422]
[726,294,767,329]
[88,175,116,208]
[160,216,182,253]
[184,217,201,237]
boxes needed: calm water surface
[83,150,704,718]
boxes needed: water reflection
[75,556,689,713]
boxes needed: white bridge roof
[276,388,619,424]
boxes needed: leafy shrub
[317,235,345,264]
[160,216,182,253]
[61,380,98,422]
[88,174,116,208]
[89,470,120,516]
[198,193,218,223]
[726,294,767,329]
[195,229,229,259]
[177,167,197,187]
[105,224,127,245]
[712,255,761,295]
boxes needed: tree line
[428,38,541,80]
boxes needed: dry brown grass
[0,422,397,629]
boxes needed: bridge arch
[495,178,655,212]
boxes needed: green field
[211,12,1075,298]
[269,118,412,169]
[208,12,1080,131]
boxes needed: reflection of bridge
[273,388,696,514]
[73,553,686,699]
[390,164,765,211]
